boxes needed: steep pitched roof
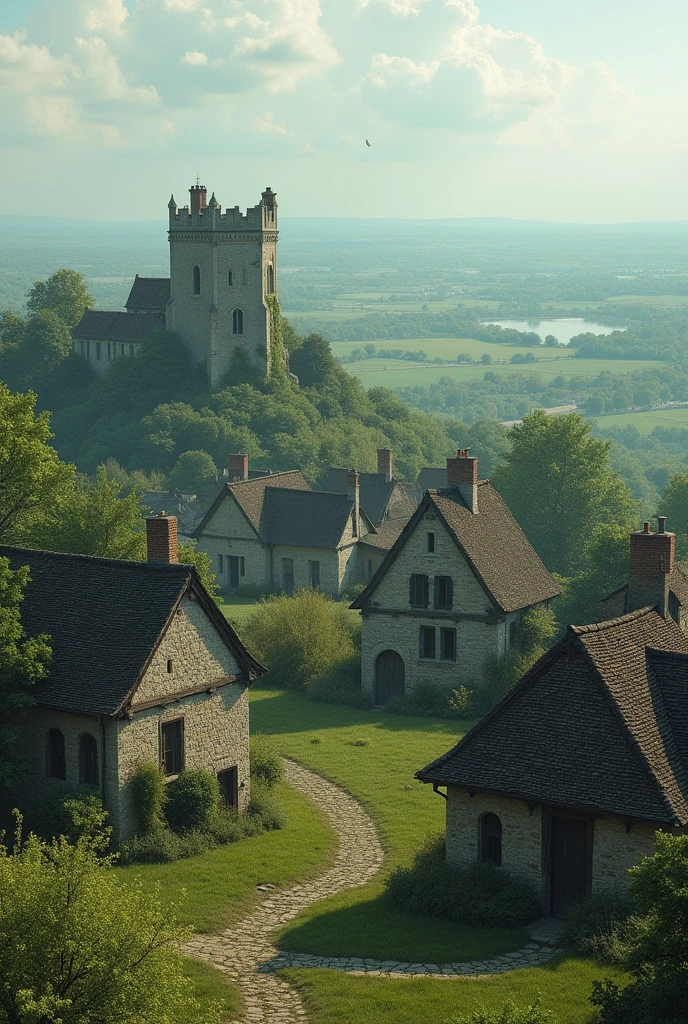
[352,484,560,614]
[192,470,310,540]
[358,518,407,551]
[599,561,688,621]
[418,607,688,826]
[0,546,264,718]
[319,468,416,525]
[73,310,165,342]
[125,276,171,311]
[417,468,447,493]
[263,489,376,549]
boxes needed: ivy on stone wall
[265,294,288,380]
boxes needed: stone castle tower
[166,183,278,389]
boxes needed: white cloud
[181,50,210,66]
[254,111,291,134]
[357,0,430,15]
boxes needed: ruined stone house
[351,450,560,703]
[3,514,264,843]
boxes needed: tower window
[228,270,233,286]
[242,267,248,286]
[47,728,66,780]
[266,264,275,294]
[193,265,201,295]
[232,309,244,335]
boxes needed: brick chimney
[446,449,478,514]
[377,448,393,483]
[347,469,360,537]
[189,183,207,216]
[228,453,249,482]
[146,512,178,564]
[627,518,675,618]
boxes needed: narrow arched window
[228,270,233,286]
[480,813,502,866]
[266,264,274,294]
[79,734,99,786]
[232,308,244,335]
[193,265,201,295]
[47,729,66,780]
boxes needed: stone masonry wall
[591,816,658,896]
[196,494,270,591]
[272,544,341,595]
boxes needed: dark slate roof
[262,489,376,549]
[418,607,688,826]
[352,484,560,614]
[417,468,448,493]
[319,469,417,525]
[73,310,165,342]
[358,518,407,551]
[125,276,170,311]
[0,546,263,718]
[599,561,688,620]
[193,471,310,540]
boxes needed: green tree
[493,410,635,575]
[480,353,492,365]
[0,825,219,1024]
[0,559,52,787]
[26,268,93,328]
[659,474,688,557]
[178,542,218,597]
[0,311,26,349]
[165,450,218,493]
[0,384,73,544]
[23,310,73,377]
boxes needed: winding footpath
[185,760,561,1024]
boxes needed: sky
[1,0,687,222]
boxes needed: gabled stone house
[193,457,377,595]
[417,599,688,915]
[4,514,264,842]
[320,449,417,527]
[351,451,560,703]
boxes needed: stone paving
[185,759,561,1024]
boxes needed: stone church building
[3,514,264,843]
[72,183,280,388]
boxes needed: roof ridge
[646,646,688,661]
[0,545,193,573]
[229,469,302,487]
[571,605,657,634]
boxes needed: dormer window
[427,532,436,554]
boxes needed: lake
[481,318,622,346]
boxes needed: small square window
[440,628,456,661]
[420,626,436,659]
[427,532,436,553]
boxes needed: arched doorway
[375,650,405,705]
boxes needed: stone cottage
[3,514,264,842]
[320,449,417,527]
[351,450,560,703]
[193,456,378,595]
[417,599,688,915]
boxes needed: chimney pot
[228,453,249,482]
[658,516,667,534]
[377,448,393,483]
[146,514,178,564]
[446,449,479,513]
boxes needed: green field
[590,406,688,433]
[345,357,663,390]
[331,336,577,362]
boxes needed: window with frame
[193,265,201,295]
[161,718,184,776]
[79,734,99,786]
[434,575,453,610]
[47,728,66,780]
[427,532,436,554]
[309,560,321,589]
[232,308,244,335]
[409,573,429,608]
[440,627,456,661]
[419,625,436,659]
[480,813,502,866]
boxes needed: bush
[563,894,635,963]
[32,790,108,844]
[386,682,473,719]
[247,779,288,831]
[243,589,357,690]
[308,654,373,709]
[165,769,219,833]
[386,834,541,927]
[129,761,167,835]
[250,733,284,788]
[119,827,212,865]
[448,999,557,1024]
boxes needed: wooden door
[549,815,590,916]
[375,650,405,705]
[217,767,238,810]
[228,556,240,590]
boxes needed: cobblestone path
[185,760,560,1024]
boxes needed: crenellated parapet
[168,185,277,233]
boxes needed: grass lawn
[215,593,261,632]
[284,954,629,1024]
[117,781,336,934]
[249,687,528,964]
[183,957,242,1022]
[330,337,580,362]
[590,406,688,433]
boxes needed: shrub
[448,999,557,1024]
[563,894,635,963]
[386,682,473,719]
[250,733,284,789]
[243,589,357,690]
[129,760,167,835]
[308,653,373,709]
[165,769,219,833]
[32,790,108,844]
[386,834,541,927]
[119,827,212,865]
[248,779,288,831]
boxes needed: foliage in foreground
[563,894,636,964]
[386,834,541,928]
[447,999,557,1024]
[0,821,219,1024]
